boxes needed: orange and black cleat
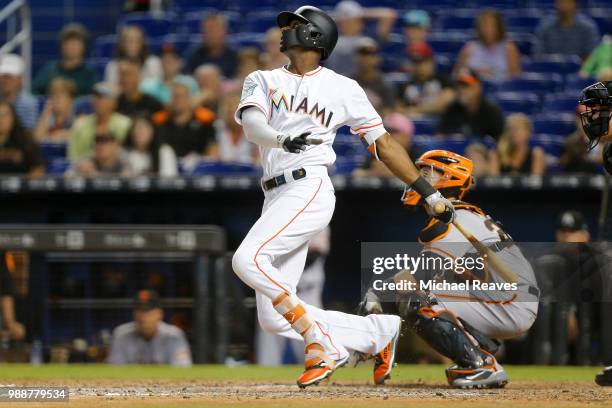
[373,320,401,385]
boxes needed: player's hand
[424,191,455,224]
[6,321,25,341]
[279,132,322,153]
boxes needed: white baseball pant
[232,166,399,359]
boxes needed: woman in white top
[455,9,521,81]
[104,26,162,86]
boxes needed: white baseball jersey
[235,65,387,178]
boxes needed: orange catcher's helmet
[402,150,474,206]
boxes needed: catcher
[360,150,539,388]
[578,80,612,387]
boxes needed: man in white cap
[0,54,38,130]
[325,0,396,77]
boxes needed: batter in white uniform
[232,6,456,388]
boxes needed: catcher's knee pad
[413,307,491,369]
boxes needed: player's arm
[375,133,455,223]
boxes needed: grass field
[0,364,609,408]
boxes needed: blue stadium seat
[532,113,576,136]
[47,159,71,176]
[244,11,280,33]
[531,133,565,157]
[523,55,582,75]
[437,13,476,31]
[183,10,242,35]
[332,155,364,175]
[118,13,176,38]
[508,32,536,56]
[40,142,68,161]
[589,9,612,36]
[92,35,117,59]
[191,161,259,175]
[543,93,579,114]
[173,0,223,13]
[495,73,563,94]
[428,37,466,56]
[413,119,437,135]
[227,32,266,50]
[334,140,364,157]
[493,92,540,114]
[74,96,94,115]
[565,74,597,93]
[150,33,198,55]
[506,15,541,32]
[87,58,109,79]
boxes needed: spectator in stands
[33,78,76,141]
[437,70,504,139]
[153,78,218,161]
[215,91,257,164]
[354,112,416,177]
[185,14,238,78]
[68,131,133,177]
[0,101,44,176]
[454,9,521,81]
[104,25,162,86]
[261,28,289,70]
[0,251,25,341]
[141,43,198,105]
[194,64,223,114]
[534,0,600,59]
[108,289,192,366]
[580,36,612,81]
[326,0,396,77]
[465,142,492,177]
[398,42,455,117]
[560,105,600,173]
[353,37,395,111]
[33,23,96,96]
[116,58,163,117]
[236,48,262,81]
[402,10,430,47]
[123,114,177,176]
[0,54,38,130]
[489,113,546,176]
[69,82,132,161]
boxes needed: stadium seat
[532,113,576,136]
[46,159,71,175]
[87,58,109,79]
[506,15,541,32]
[333,155,365,175]
[589,9,612,36]
[508,32,536,56]
[183,10,241,35]
[413,119,437,135]
[565,74,597,93]
[244,11,280,33]
[428,37,466,56]
[40,142,68,161]
[74,96,94,115]
[92,35,117,59]
[495,73,563,95]
[118,13,176,38]
[437,13,476,31]
[493,92,540,115]
[531,133,565,157]
[227,32,266,50]
[542,93,579,114]
[523,55,582,75]
[150,33,198,55]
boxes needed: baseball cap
[356,37,378,54]
[557,210,588,231]
[384,113,414,136]
[408,42,434,62]
[134,289,161,310]
[92,82,118,98]
[403,10,430,28]
[335,0,364,20]
[0,54,24,76]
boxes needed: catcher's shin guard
[412,307,492,369]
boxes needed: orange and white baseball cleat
[373,319,402,385]
[297,343,348,389]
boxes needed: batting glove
[424,191,455,224]
[278,132,322,153]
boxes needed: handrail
[0,0,32,90]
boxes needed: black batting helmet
[578,81,612,150]
[277,6,338,61]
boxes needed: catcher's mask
[578,81,612,151]
[402,150,474,206]
[277,6,338,61]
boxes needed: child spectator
[123,114,177,176]
[33,23,96,96]
[0,54,38,130]
[33,78,76,141]
[455,9,521,81]
[490,113,546,176]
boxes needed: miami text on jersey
[269,88,334,128]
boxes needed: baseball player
[232,6,455,388]
[360,150,539,388]
[578,80,612,387]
